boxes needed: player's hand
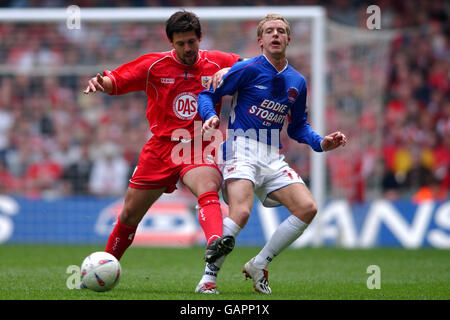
[206,67,230,91]
[84,73,105,94]
[202,116,220,135]
[320,131,347,151]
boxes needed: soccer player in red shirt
[83,11,240,279]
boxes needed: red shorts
[129,136,220,193]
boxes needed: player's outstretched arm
[84,73,113,94]
[320,131,347,151]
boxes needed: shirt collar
[262,54,288,74]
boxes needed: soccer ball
[80,251,121,292]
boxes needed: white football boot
[242,258,272,294]
[195,282,219,294]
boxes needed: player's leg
[182,165,223,247]
[255,183,316,266]
[225,178,256,228]
[105,136,180,261]
[270,182,318,224]
[105,187,165,260]
[182,165,235,265]
[244,183,316,293]
[196,178,254,293]
[195,215,242,294]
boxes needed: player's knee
[230,208,251,227]
[241,209,251,223]
[310,201,318,214]
[305,201,318,222]
[295,200,317,224]
[188,178,221,197]
[183,168,221,195]
[200,180,221,193]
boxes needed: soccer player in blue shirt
[195,14,347,294]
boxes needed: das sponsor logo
[173,92,197,120]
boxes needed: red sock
[198,191,223,246]
[105,217,137,260]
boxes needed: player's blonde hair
[257,14,291,38]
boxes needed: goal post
[0,6,327,209]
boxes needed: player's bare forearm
[84,74,113,94]
[202,116,220,135]
[206,67,231,91]
[320,131,347,151]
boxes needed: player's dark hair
[166,10,202,42]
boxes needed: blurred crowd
[0,0,448,202]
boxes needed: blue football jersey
[198,55,323,152]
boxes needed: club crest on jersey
[287,87,299,103]
[201,76,211,88]
[173,92,198,120]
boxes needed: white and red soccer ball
[81,252,121,292]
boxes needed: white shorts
[220,136,304,207]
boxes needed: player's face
[258,20,290,58]
[171,30,201,66]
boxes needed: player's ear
[198,31,202,42]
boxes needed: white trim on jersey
[145,54,172,100]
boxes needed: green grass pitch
[0,245,449,300]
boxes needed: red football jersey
[103,49,240,139]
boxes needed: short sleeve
[103,54,156,95]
